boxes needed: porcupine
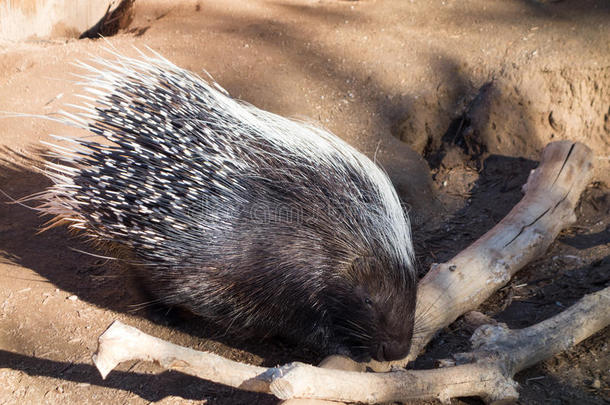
[37,51,418,362]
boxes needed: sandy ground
[0,0,608,404]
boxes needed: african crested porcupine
[37,51,417,362]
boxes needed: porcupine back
[38,51,416,355]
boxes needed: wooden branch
[467,286,610,377]
[92,287,610,403]
[92,321,272,393]
[371,140,595,370]
[271,360,517,404]
[401,141,595,364]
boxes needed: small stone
[67,295,78,301]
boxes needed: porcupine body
[39,51,417,362]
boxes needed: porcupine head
[35,49,418,362]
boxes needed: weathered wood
[93,321,271,393]
[398,140,595,367]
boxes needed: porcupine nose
[376,340,411,362]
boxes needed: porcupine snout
[375,336,413,362]
[375,301,416,361]
[372,311,415,361]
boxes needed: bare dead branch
[92,321,271,393]
[373,140,595,370]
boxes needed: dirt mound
[397,63,609,186]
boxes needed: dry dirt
[0,0,608,404]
